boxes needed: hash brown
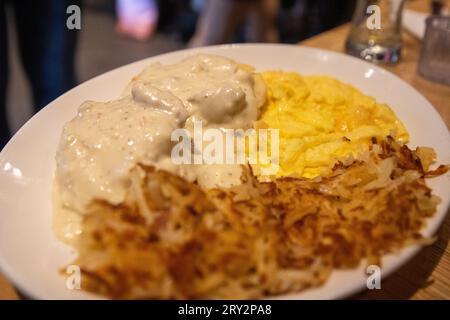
[71,137,447,299]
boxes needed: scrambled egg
[260,71,409,178]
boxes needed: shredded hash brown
[71,137,447,299]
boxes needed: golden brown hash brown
[72,137,447,299]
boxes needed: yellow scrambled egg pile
[260,71,409,178]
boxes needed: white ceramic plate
[1,44,449,300]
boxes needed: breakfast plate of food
[0,44,449,299]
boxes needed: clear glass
[418,16,450,86]
[345,0,406,64]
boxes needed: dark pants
[0,0,80,148]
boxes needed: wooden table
[1,1,449,301]
[301,5,450,300]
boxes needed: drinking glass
[418,16,450,86]
[346,0,407,64]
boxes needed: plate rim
[1,43,449,300]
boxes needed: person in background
[116,0,159,41]
[189,0,279,47]
[0,0,80,149]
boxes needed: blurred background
[0,0,357,148]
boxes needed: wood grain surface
[0,0,449,300]
[301,1,450,300]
